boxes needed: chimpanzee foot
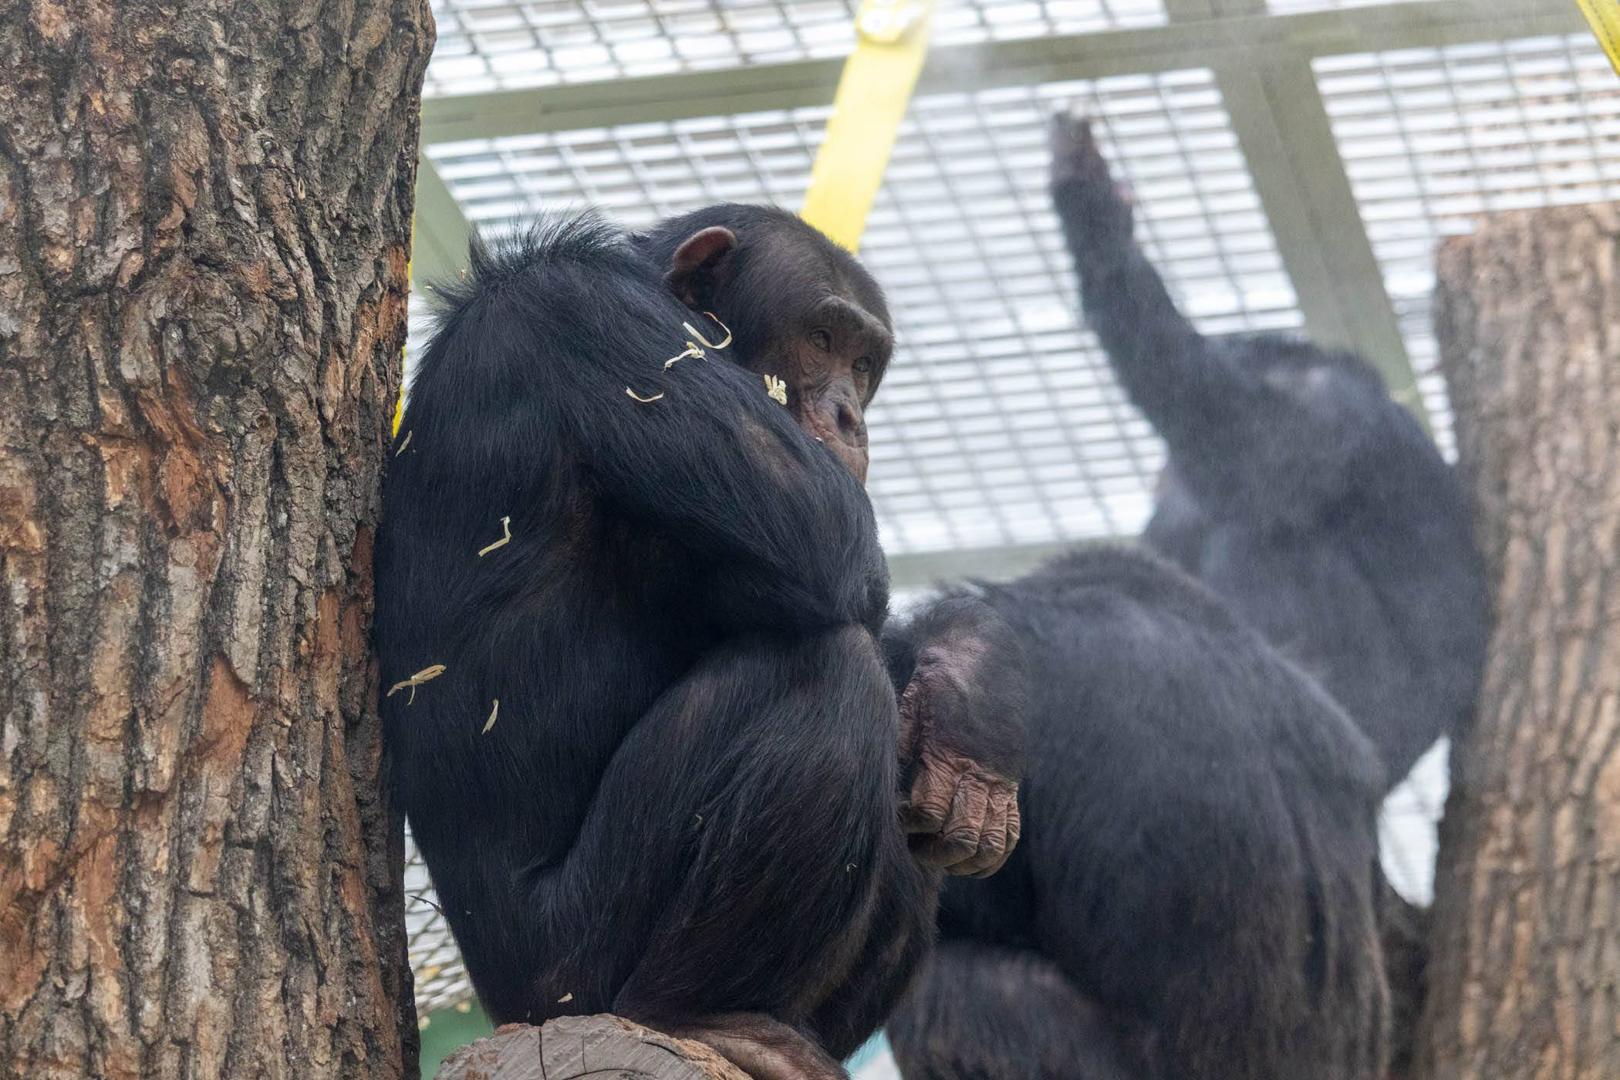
[665,1013,847,1080]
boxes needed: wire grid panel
[423,0,1165,96]
[1266,0,1441,12]
[1317,32,1620,457]
[426,69,1303,555]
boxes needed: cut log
[1416,203,1620,1078]
[436,1016,752,1080]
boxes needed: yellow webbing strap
[800,0,937,253]
[1578,0,1620,76]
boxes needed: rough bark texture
[436,1017,751,1080]
[1417,204,1620,1079]
[0,1,432,1076]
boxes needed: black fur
[888,548,1391,1079]
[890,944,1137,1080]
[375,214,935,1063]
[1050,114,1488,792]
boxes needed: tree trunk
[0,2,432,1077]
[1417,204,1620,1079]
[435,1017,750,1080]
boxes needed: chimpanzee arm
[884,593,1026,876]
[413,220,885,635]
[1049,115,1371,526]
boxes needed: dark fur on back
[889,546,1390,1079]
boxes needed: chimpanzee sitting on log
[375,208,1024,1080]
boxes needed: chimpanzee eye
[809,329,832,352]
[853,356,873,375]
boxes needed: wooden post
[1416,203,1620,1078]
[435,1016,750,1080]
[0,0,430,1074]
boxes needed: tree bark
[435,1017,751,1080]
[0,2,432,1077]
[1417,204,1620,1079]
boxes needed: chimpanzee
[374,207,1024,1079]
[887,547,1391,1079]
[1048,114,1488,793]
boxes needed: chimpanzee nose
[836,399,867,444]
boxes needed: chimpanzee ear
[665,226,736,308]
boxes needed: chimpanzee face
[662,223,894,484]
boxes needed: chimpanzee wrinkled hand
[887,594,1027,878]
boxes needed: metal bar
[1154,0,1424,422]
[412,155,475,289]
[1213,61,1359,349]
[888,540,1082,591]
[1218,54,1420,403]
[419,0,1585,145]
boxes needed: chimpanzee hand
[1049,112,1134,247]
[890,596,1027,878]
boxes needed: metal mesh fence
[402,0,1607,1023]
[424,0,1165,95]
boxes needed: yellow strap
[800,0,936,253]
[1578,0,1620,76]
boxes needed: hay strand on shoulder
[387,663,447,705]
[477,516,512,557]
[664,343,705,369]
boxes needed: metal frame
[410,0,1587,588]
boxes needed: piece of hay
[387,664,447,705]
[626,387,665,403]
[557,992,574,1004]
[664,342,705,369]
[395,430,413,456]
[482,699,499,734]
[684,312,733,350]
[764,374,788,405]
[477,516,512,557]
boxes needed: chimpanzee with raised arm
[1049,114,1488,793]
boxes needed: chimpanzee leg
[520,625,934,1076]
[804,843,940,1060]
[888,941,1145,1080]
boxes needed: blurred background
[400,1,1615,1072]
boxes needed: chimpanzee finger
[921,775,992,873]
[952,782,1009,877]
[965,784,1020,878]
[896,677,926,768]
[901,752,958,834]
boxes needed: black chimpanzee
[886,548,1391,1079]
[1048,114,1488,793]
[375,207,1024,1079]
[884,113,1419,1080]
